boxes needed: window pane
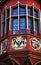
[3,22,5,35]
[34,9,38,18]
[13,18,18,34]
[7,8,10,17]
[3,12,5,21]
[12,7,18,16]
[20,18,26,34]
[35,20,39,35]
[20,7,25,15]
[6,19,9,33]
[28,18,33,34]
[28,7,33,16]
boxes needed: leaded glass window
[13,7,18,16]
[35,20,39,35]
[20,17,26,34]
[28,18,33,34]
[34,9,38,18]
[28,7,33,16]
[20,6,26,15]
[13,18,18,34]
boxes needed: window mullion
[33,4,35,32]
[18,2,20,30]
[9,6,11,30]
[5,7,7,34]
[26,4,28,29]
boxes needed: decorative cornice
[0,0,41,7]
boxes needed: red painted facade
[0,0,41,65]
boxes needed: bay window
[1,3,40,36]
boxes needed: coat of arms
[11,36,26,50]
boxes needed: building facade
[0,0,41,65]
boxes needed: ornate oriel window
[1,3,40,36]
[12,4,40,35]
